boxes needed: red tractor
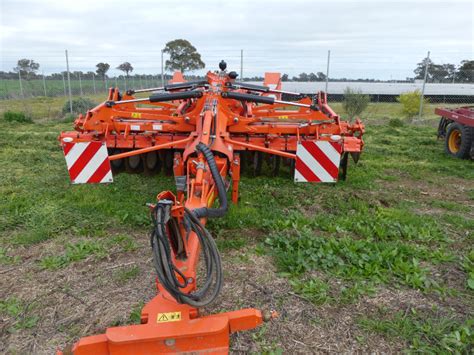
[436,106,474,159]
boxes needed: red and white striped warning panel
[294,141,342,183]
[62,141,113,184]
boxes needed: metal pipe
[132,86,165,94]
[271,89,301,96]
[109,98,150,105]
[225,138,296,159]
[419,50,430,120]
[325,50,331,93]
[274,99,311,108]
[109,136,193,160]
[65,50,73,113]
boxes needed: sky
[0,0,473,80]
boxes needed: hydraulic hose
[151,203,222,307]
[192,142,228,219]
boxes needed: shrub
[342,87,370,120]
[397,90,429,119]
[62,97,96,116]
[2,111,33,123]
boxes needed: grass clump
[40,240,107,270]
[359,309,473,353]
[0,297,39,331]
[2,110,33,123]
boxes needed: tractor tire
[445,123,473,159]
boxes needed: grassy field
[0,78,158,99]
[0,97,473,353]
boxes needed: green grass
[114,265,140,283]
[0,297,39,331]
[358,309,473,353]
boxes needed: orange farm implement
[436,106,474,159]
[58,61,365,354]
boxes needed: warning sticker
[131,112,142,118]
[157,312,181,323]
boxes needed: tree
[163,39,205,73]
[96,62,110,80]
[316,72,327,81]
[14,59,40,80]
[414,57,434,80]
[298,72,309,81]
[414,57,456,82]
[456,60,473,83]
[342,87,370,120]
[281,73,289,82]
[117,62,133,77]
[308,72,318,82]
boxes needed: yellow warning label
[277,115,288,119]
[131,112,142,118]
[157,312,181,323]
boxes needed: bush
[2,111,33,123]
[397,90,429,119]
[62,97,97,116]
[342,88,370,120]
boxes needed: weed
[40,240,107,269]
[0,297,39,331]
[129,302,145,324]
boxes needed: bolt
[233,117,238,123]
[164,339,176,347]
[184,116,190,122]
[203,131,207,135]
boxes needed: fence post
[18,71,24,98]
[78,72,83,96]
[62,72,67,97]
[124,76,127,91]
[65,49,73,113]
[325,50,331,93]
[42,71,47,96]
[115,77,118,88]
[92,73,97,94]
[161,49,165,86]
[105,76,108,92]
[240,49,243,79]
[418,50,430,120]
[139,76,143,89]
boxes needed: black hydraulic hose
[227,81,270,92]
[149,90,203,102]
[165,80,208,91]
[192,142,228,219]
[151,203,222,307]
[221,91,275,105]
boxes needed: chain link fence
[1,50,472,119]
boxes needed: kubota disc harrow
[58,61,364,354]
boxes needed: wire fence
[1,49,473,118]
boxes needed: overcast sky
[0,0,472,79]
